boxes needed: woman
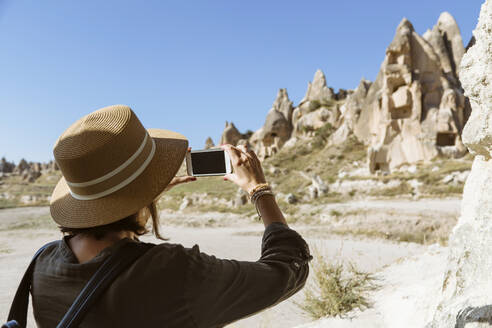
[32,105,311,327]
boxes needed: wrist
[246,182,269,196]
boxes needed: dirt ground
[0,199,460,327]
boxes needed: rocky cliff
[356,14,470,173]
[219,12,471,173]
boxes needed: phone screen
[191,150,226,175]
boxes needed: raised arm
[182,144,311,327]
[184,222,311,327]
[222,143,286,227]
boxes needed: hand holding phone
[221,144,267,194]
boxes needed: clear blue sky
[0,0,483,163]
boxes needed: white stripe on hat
[69,138,156,201]
[67,133,150,188]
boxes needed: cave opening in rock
[390,106,412,119]
[436,132,456,146]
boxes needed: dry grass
[0,242,12,254]
[266,136,366,198]
[368,181,413,197]
[297,206,456,246]
[297,248,380,319]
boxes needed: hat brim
[50,129,188,228]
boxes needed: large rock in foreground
[429,1,492,326]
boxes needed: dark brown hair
[59,202,166,240]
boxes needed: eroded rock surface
[250,88,294,158]
[219,12,471,174]
[352,15,470,173]
[204,137,215,149]
[429,1,492,327]
[0,157,58,183]
[219,121,243,146]
[330,78,372,145]
[292,70,344,137]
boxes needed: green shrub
[297,250,380,319]
[312,123,334,149]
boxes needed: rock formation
[0,157,59,182]
[13,158,30,174]
[0,157,15,173]
[218,12,470,173]
[250,88,294,159]
[219,121,243,146]
[330,78,372,145]
[352,14,470,172]
[292,70,343,136]
[429,1,492,326]
[204,137,215,149]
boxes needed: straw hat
[50,105,188,228]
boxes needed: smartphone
[186,148,232,177]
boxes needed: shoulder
[35,240,63,262]
[136,241,202,268]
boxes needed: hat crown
[54,105,149,184]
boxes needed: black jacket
[32,222,311,327]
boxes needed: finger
[171,176,197,186]
[247,148,260,163]
[237,145,253,163]
[221,144,242,165]
[187,147,192,152]
[237,144,248,156]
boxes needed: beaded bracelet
[251,189,274,204]
[250,188,274,220]
[249,183,271,198]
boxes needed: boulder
[233,188,248,207]
[429,1,492,326]
[308,175,328,199]
[285,193,297,204]
[179,197,192,211]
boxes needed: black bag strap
[57,242,153,328]
[5,241,59,328]
[4,240,153,328]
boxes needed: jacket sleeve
[184,222,312,328]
